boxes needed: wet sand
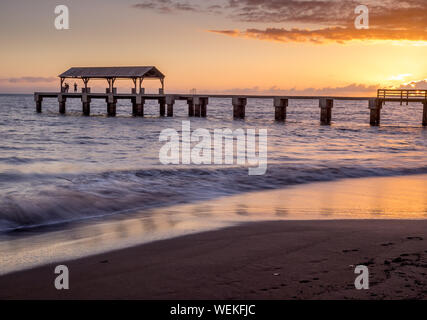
[1,174,426,276]
[0,219,426,300]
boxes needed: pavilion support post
[232,97,247,119]
[187,98,194,117]
[83,78,89,92]
[274,97,288,121]
[58,94,66,114]
[319,98,333,125]
[422,101,427,127]
[139,78,145,95]
[82,94,91,116]
[159,78,165,95]
[166,96,175,117]
[369,98,382,126]
[107,94,117,117]
[132,78,137,94]
[34,94,42,113]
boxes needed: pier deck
[33,90,427,126]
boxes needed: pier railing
[377,89,427,103]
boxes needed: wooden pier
[34,67,427,126]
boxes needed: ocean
[0,94,426,273]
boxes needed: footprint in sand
[342,249,359,253]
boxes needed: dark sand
[0,220,426,300]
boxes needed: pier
[34,67,427,126]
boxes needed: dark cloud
[132,0,201,14]
[225,0,357,25]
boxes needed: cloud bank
[0,77,57,83]
[133,0,427,44]
[208,83,379,96]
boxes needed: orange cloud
[398,79,427,90]
[209,0,427,44]
[210,27,427,44]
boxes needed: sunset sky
[0,0,426,95]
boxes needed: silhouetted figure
[74,82,77,92]
[64,83,69,93]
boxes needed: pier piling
[369,98,382,126]
[193,97,208,117]
[107,95,117,117]
[58,95,66,114]
[319,98,333,125]
[187,98,194,117]
[166,96,175,117]
[35,95,42,113]
[200,97,208,117]
[133,96,145,117]
[194,100,201,117]
[274,97,288,121]
[158,98,166,117]
[423,102,427,126]
[232,97,247,119]
[82,94,91,116]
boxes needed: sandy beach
[0,219,426,300]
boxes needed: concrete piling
[158,98,166,117]
[194,100,201,117]
[274,97,288,121]
[82,94,91,116]
[189,97,208,117]
[107,94,117,117]
[423,101,427,126]
[58,94,66,114]
[319,98,333,125]
[166,96,175,117]
[133,96,145,117]
[35,94,42,113]
[232,97,247,119]
[200,97,208,117]
[369,98,382,126]
[187,98,194,117]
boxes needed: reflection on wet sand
[0,174,426,275]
